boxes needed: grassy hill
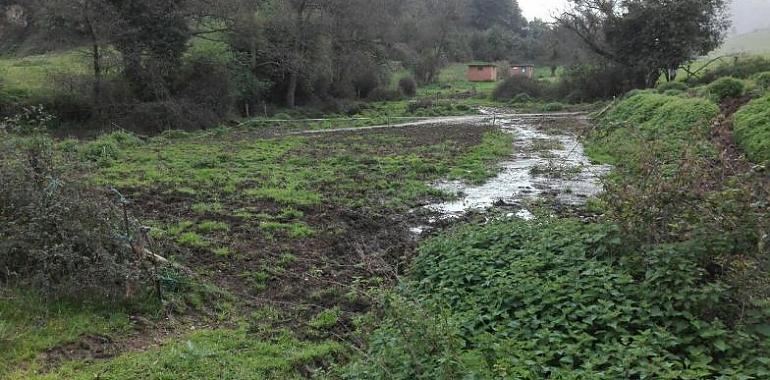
[713,28,770,56]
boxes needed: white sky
[518,0,770,34]
[518,0,568,21]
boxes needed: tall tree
[107,0,191,100]
[558,0,730,86]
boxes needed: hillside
[713,28,770,56]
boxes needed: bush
[734,95,770,163]
[541,102,565,112]
[555,64,634,102]
[510,93,533,103]
[398,76,417,97]
[656,81,689,93]
[753,71,770,91]
[366,87,400,102]
[406,99,433,113]
[0,134,146,299]
[492,76,545,101]
[707,77,745,101]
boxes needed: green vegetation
[753,71,770,91]
[734,95,770,163]
[707,77,745,101]
[587,91,718,168]
[347,219,770,378]
[15,328,342,380]
[0,291,134,376]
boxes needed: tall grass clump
[734,95,770,163]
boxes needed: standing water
[426,114,612,219]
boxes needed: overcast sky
[518,0,770,35]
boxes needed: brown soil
[37,119,503,371]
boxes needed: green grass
[0,290,135,377]
[586,91,719,170]
[448,131,514,184]
[733,95,770,163]
[713,28,770,56]
[15,328,342,380]
[0,51,88,96]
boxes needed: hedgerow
[346,219,770,379]
[733,95,770,163]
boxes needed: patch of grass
[586,92,718,171]
[260,221,315,239]
[245,187,322,206]
[19,328,342,380]
[733,95,770,163]
[308,307,342,330]
[0,290,135,377]
[191,202,224,214]
[177,231,210,248]
[197,220,230,233]
[448,131,514,184]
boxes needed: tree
[107,0,191,100]
[43,0,118,105]
[557,0,730,87]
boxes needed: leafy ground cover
[733,95,770,163]
[346,87,770,379]
[346,219,770,379]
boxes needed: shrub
[734,95,770,163]
[510,93,533,103]
[365,87,400,102]
[541,102,565,112]
[492,76,545,100]
[406,99,433,113]
[707,77,745,101]
[555,64,633,102]
[398,76,417,97]
[753,71,770,91]
[656,81,688,93]
[0,135,146,299]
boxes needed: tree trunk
[286,70,298,108]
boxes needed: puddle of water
[426,117,612,219]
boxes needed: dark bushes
[493,64,637,103]
[492,76,544,101]
[398,76,417,97]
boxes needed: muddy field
[8,114,604,377]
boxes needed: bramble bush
[0,119,152,299]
